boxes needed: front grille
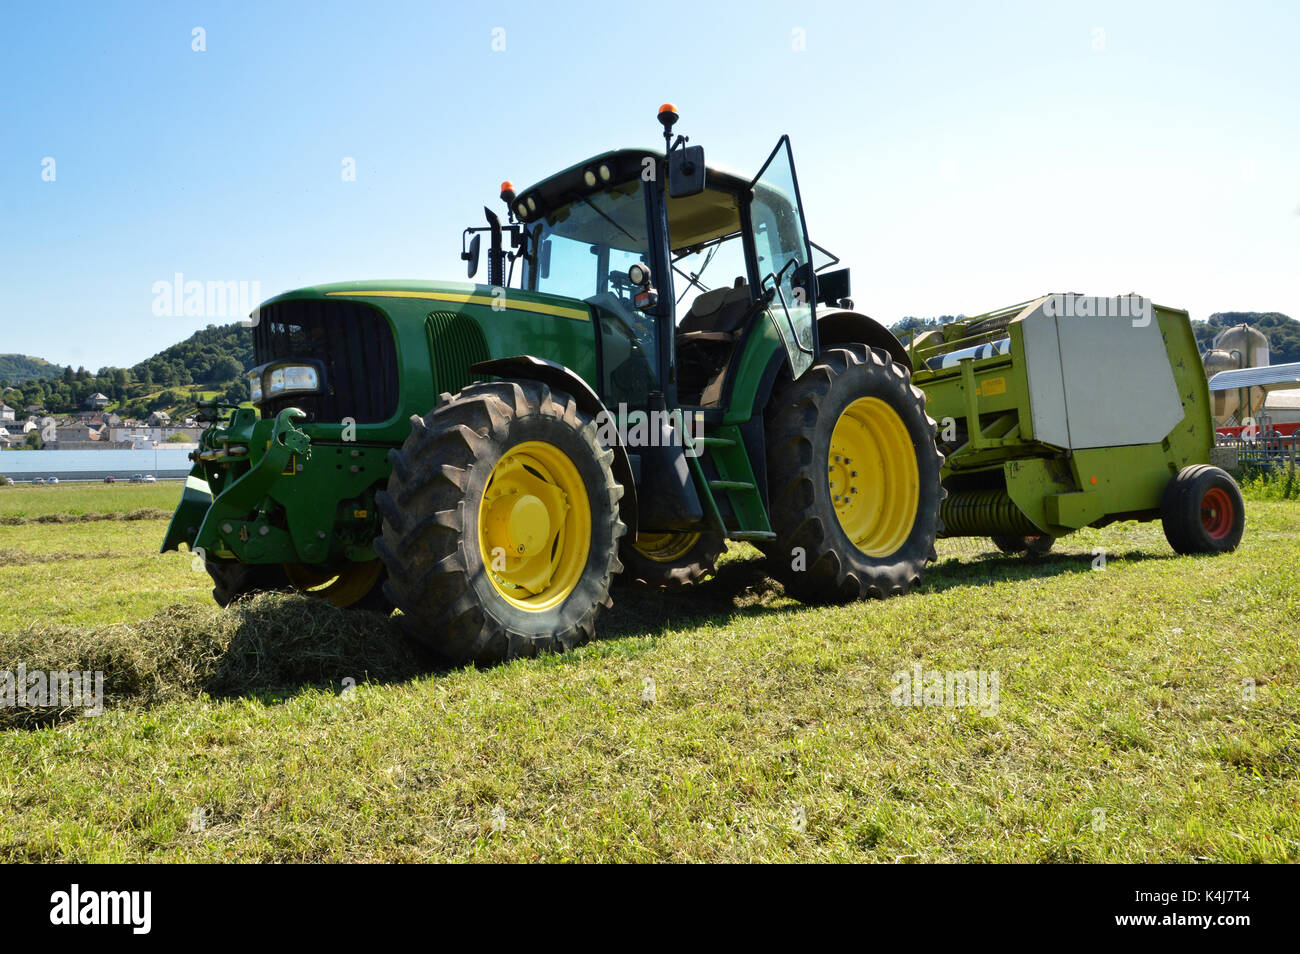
[254,299,398,424]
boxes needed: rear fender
[817,310,910,367]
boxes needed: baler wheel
[1161,464,1245,555]
[990,534,1055,556]
[374,380,625,666]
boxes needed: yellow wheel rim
[633,531,700,563]
[284,560,383,608]
[477,440,591,612]
[827,397,919,557]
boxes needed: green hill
[2,323,252,420]
[0,354,61,386]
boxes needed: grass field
[1,481,1297,862]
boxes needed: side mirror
[538,239,552,280]
[790,262,815,307]
[815,267,851,307]
[462,234,481,279]
[668,145,706,198]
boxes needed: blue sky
[2,0,1297,369]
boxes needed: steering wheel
[607,269,634,296]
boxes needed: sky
[1,0,1297,370]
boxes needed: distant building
[147,410,171,427]
[0,403,14,423]
[84,392,110,410]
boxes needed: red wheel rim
[1200,487,1234,539]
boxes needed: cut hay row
[0,509,173,526]
[0,594,416,729]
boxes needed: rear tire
[617,532,724,587]
[991,534,1054,556]
[1161,464,1245,554]
[375,380,625,666]
[764,344,943,603]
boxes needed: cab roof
[513,148,776,251]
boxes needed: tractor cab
[502,106,842,412]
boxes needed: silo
[1203,349,1239,424]
[1212,324,1270,368]
[1209,325,1271,427]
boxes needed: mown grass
[0,483,1295,862]
[0,481,182,519]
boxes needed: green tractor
[163,106,945,664]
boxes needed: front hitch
[178,408,312,560]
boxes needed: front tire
[205,560,290,608]
[617,531,724,587]
[764,344,943,602]
[283,561,391,611]
[375,380,625,666]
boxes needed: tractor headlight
[266,364,319,397]
[248,371,263,403]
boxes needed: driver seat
[677,278,753,337]
[675,278,755,407]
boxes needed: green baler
[910,294,1245,556]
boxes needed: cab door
[749,136,818,377]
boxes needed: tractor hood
[256,279,588,320]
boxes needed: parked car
[48,477,59,485]
[31,477,45,485]
[129,474,144,483]
[143,474,156,483]
[104,476,116,484]
[2,477,14,486]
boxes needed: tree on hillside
[209,355,244,382]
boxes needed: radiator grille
[254,299,398,424]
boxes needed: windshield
[526,180,650,303]
[524,179,658,396]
